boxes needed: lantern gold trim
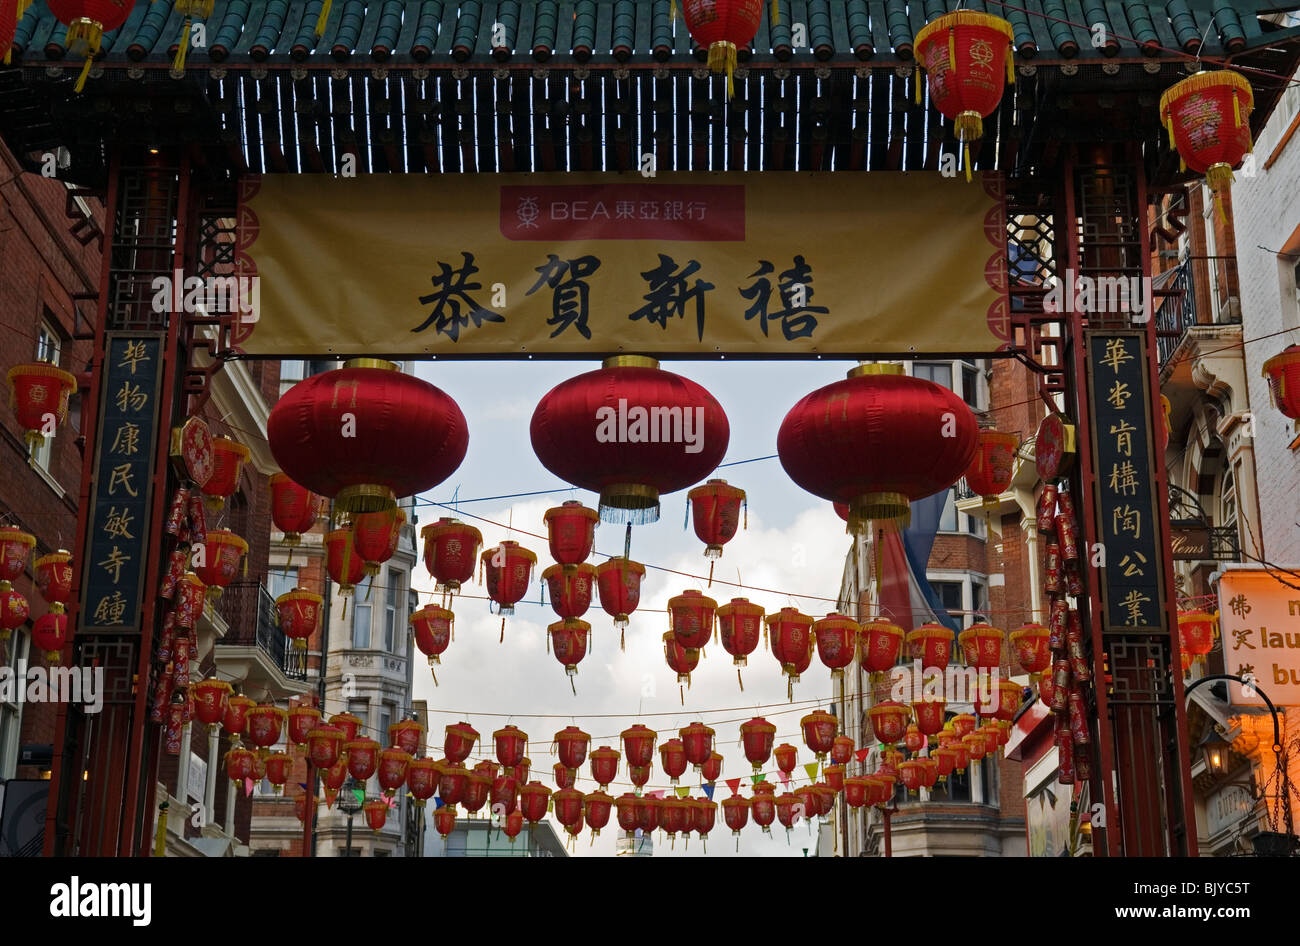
[335,483,397,514]
[602,355,659,370]
[848,492,911,530]
[599,483,661,523]
[343,358,401,372]
[847,363,904,379]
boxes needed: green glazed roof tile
[1166,0,1200,50]
[611,0,634,57]
[410,1,443,58]
[251,0,292,58]
[572,0,597,57]
[532,0,557,57]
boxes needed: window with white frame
[384,569,405,654]
[0,630,31,779]
[352,592,372,649]
[30,321,63,472]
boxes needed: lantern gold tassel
[430,666,438,686]
[670,0,676,23]
[340,596,348,620]
[620,626,625,651]
[737,667,744,691]
[707,560,715,586]
[914,64,922,105]
[679,685,685,706]
[947,28,956,70]
[1007,44,1015,85]
[500,617,505,643]
[173,17,191,72]
[772,0,779,25]
[315,0,332,39]
[964,143,972,184]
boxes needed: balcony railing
[1155,256,1241,369]
[215,581,307,682]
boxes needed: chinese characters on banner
[233,172,1011,356]
[81,334,164,634]
[1086,332,1166,633]
[1218,567,1300,709]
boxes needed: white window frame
[0,630,32,779]
[30,322,63,472]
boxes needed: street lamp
[337,776,362,857]
[1200,730,1232,777]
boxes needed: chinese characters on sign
[1087,333,1165,633]
[82,335,164,634]
[1219,567,1300,709]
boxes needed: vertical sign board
[1219,566,1300,709]
[1085,331,1166,633]
[80,334,165,635]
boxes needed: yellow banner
[233,172,1009,356]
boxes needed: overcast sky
[406,359,860,857]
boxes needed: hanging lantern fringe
[315,0,332,38]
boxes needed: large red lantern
[1160,70,1254,213]
[907,624,954,670]
[552,787,584,828]
[1010,623,1052,679]
[245,704,285,750]
[767,608,815,697]
[0,581,30,647]
[483,541,537,618]
[276,589,322,653]
[420,518,483,594]
[914,12,1015,180]
[589,746,620,790]
[1263,345,1300,422]
[438,763,469,805]
[0,527,35,581]
[32,611,69,663]
[529,356,730,524]
[964,429,1018,511]
[680,721,715,770]
[595,557,644,637]
[774,743,798,775]
[857,618,905,676]
[307,725,345,769]
[34,551,73,606]
[800,710,837,762]
[554,726,591,770]
[778,364,978,532]
[663,632,700,694]
[681,0,764,97]
[268,359,469,514]
[346,738,381,782]
[739,717,776,773]
[201,437,250,512]
[542,563,596,619]
[959,623,1005,670]
[269,473,320,555]
[350,506,404,583]
[410,605,454,683]
[390,718,425,757]
[408,758,439,806]
[494,725,529,768]
[686,478,746,576]
[668,589,717,650]
[324,528,367,615]
[432,805,455,839]
[1178,611,1218,670]
[544,501,599,567]
[621,724,657,768]
[660,738,688,785]
[585,791,614,837]
[898,760,927,796]
[717,598,764,689]
[6,362,77,448]
[193,530,247,600]
[868,702,910,745]
[192,678,232,732]
[814,614,859,680]
[550,619,591,688]
[444,722,479,764]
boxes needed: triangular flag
[751,773,767,785]
[352,788,365,807]
[725,778,742,795]
[297,781,308,791]
[854,748,870,763]
[434,797,445,809]
[649,790,666,799]
[324,787,338,808]
[702,784,715,800]
[675,786,690,798]
[244,777,255,797]
[779,772,790,787]
[804,762,819,782]
[385,794,398,809]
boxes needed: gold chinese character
[110,422,141,456]
[1110,419,1136,457]
[115,381,148,413]
[118,340,150,375]
[92,591,128,625]
[1107,381,1132,411]
[102,506,135,540]
[107,463,139,497]
[98,546,131,583]
[1117,551,1147,578]
[1111,505,1142,539]
[1101,338,1133,373]
[1107,461,1139,496]
[1120,589,1150,626]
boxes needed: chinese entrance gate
[4,0,1299,857]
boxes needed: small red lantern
[411,605,454,683]
[898,759,926,795]
[307,725,345,770]
[868,702,910,745]
[358,798,386,832]
[722,794,750,837]
[963,429,1018,512]
[481,541,537,618]
[959,623,1005,670]
[680,721,716,771]
[276,589,322,653]
[800,709,837,762]
[0,581,30,647]
[543,500,599,567]
[33,552,73,606]
[550,620,591,688]
[6,362,77,449]
[660,796,692,843]
[912,699,947,736]
[984,680,1023,722]
[264,752,291,794]
[432,805,456,838]
[951,714,977,739]
[629,765,651,789]
[494,725,529,768]
[408,758,439,806]
[858,618,905,676]
[595,557,644,637]
[461,772,491,813]
[844,777,870,808]
[329,712,363,743]
[680,0,765,97]
[775,793,804,834]
[660,738,688,785]
[585,791,614,836]
[438,763,469,806]
[717,598,764,689]
[692,796,718,848]
[223,694,256,743]
[663,632,700,694]
[350,506,404,580]
[542,562,597,619]
[553,767,574,796]
[616,793,640,833]
[774,743,798,776]
[621,724,657,768]
[269,473,320,552]
[513,758,531,786]
[192,531,247,601]
[225,745,257,784]
[554,726,591,770]
[0,527,35,582]
[823,764,846,793]
[751,792,777,834]
[638,795,662,834]
[491,773,519,814]
[589,746,620,790]
[420,518,483,595]
[668,589,717,650]
[502,808,525,842]
[1178,611,1218,669]
[914,12,1015,181]
[739,717,776,773]
[904,723,926,755]
[192,679,232,732]
[767,608,815,697]
[1160,70,1254,215]
[687,479,746,575]
[963,731,988,762]
[906,624,954,670]
[830,735,854,766]
[200,437,249,511]
[443,721,478,764]
[321,756,349,796]
[32,610,69,663]
[245,704,285,750]
[814,613,859,680]
[702,751,723,784]
[932,746,959,783]
[1263,345,1300,422]
[552,787,584,828]
[346,738,381,782]
[324,529,367,614]
[1010,623,1052,679]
